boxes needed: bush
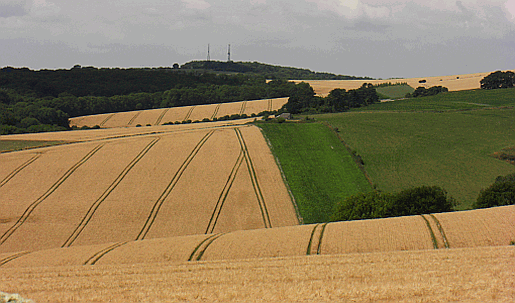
[331,191,393,221]
[389,186,456,216]
[331,186,456,222]
[474,174,515,209]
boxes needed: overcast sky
[1,0,514,78]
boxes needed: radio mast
[227,44,231,62]
[207,44,211,61]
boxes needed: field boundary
[211,104,221,120]
[420,215,439,249]
[429,214,450,248]
[0,144,105,246]
[127,111,142,126]
[100,114,115,127]
[62,138,161,247]
[258,127,303,224]
[320,121,375,187]
[188,233,225,261]
[83,242,129,265]
[234,128,272,228]
[205,151,245,234]
[135,130,216,240]
[155,108,170,125]
[0,153,41,188]
[184,106,195,121]
[0,251,30,267]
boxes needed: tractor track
[135,130,215,241]
[62,138,160,248]
[0,144,105,246]
[0,153,41,188]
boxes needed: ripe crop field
[0,246,512,302]
[1,205,512,268]
[295,71,510,96]
[317,108,515,209]
[258,122,371,223]
[70,98,288,128]
[0,124,297,254]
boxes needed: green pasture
[0,140,64,152]
[357,87,515,112]
[317,108,515,209]
[376,84,414,99]
[258,122,372,223]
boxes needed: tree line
[0,66,310,135]
[282,83,380,114]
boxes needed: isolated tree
[480,71,515,89]
[389,186,456,216]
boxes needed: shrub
[389,186,456,216]
[331,186,456,222]
[331,191,393,221]
[474,174,515,209]
[202,118,211,122]
[276,117,286,123]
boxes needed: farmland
[0,124,298,253]
[1,70,514,302]
[258,122,371,223]
[70,97,288,128]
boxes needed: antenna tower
[207,44,210,61]
[227,44,231,62]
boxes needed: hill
[180,60,373,80]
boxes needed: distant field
[70,98,288,128]
[0,140,65,152]
[355,87,515,111]
[258,122,371,223]
[376,84,414,99]
[317,108,515,209]
[295,71,507,96]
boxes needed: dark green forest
[0,66,317,134]
[180,60,373,80]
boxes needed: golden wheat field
[0,246,513,302]
[0,124,298,255]
[295,71,515,96]
[69,97,288,128]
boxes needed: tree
[389,186,456,216]
[474,173,515,208]
[480,71,515,89]
[331,191,393,222]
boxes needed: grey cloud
[0,0,31,17]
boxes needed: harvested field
[296,71,514,96]
[0,246,512,302]
[70,98,287,128]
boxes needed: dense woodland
[180,60,373,80]
[0,66,319,134]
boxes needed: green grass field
[0,140,64,152]
[357,87,515,112]
[258,122,372,223]
[376,84,414,99]
[317,108,515,209]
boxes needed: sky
[1,0,514,78]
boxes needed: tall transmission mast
[227,44,231,62]
[207,44,211,61]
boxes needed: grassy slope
[0,140,64,152]
[376,85,414,99]
[318,106,515,209]
[355,87,515,111]
[258,122,371,223]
